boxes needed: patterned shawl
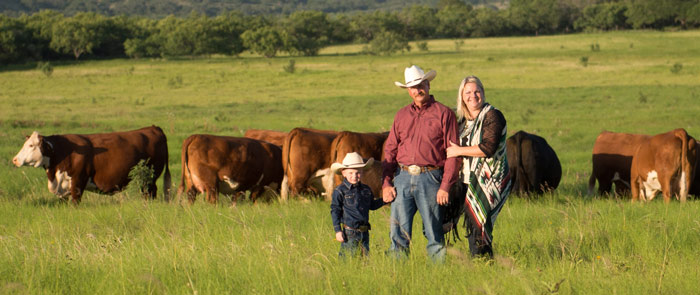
[460,103,511,244]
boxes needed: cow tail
[676,129,689,201]
[587,171,596,197]
[163,161,171,201]
[178,135,195,197]
[281,130,296,201]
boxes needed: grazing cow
[244,129,287,147]
[325,131,388,200]
[631,129,697,202]
[506,130,561,195]
[588,131,650,196]
[178,134,283,204]
[12,126,171,204]
[281,128,338,201]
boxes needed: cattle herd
[10,125,700,205]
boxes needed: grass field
[1,30,699,294]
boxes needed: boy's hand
[335,231,345,242]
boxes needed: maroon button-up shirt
[382,95,459,192]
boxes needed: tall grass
[1,30,699,293]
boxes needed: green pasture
[0,30,699,294]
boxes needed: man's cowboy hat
[330,152,375,175]
[394,65,437,88]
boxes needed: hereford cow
[631,129,697,202]
[588,131,650,196]
[506,130,561,195]
[244,129,287,147]
[281,128,338,201]
[325,131,388,200]
[12,126,171,204]
[178,134,283,204]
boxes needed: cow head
[12,131,50,168]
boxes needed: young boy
[330,152,385,257]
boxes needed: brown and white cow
[178,134,283,204]
[280,128,338,201]
[12,126,171,204]
[630,129,697,202]
[588,131,650,196]
[325,131,388,200]
[244,129,287,147]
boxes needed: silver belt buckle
[407,165,421,175]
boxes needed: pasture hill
[0,31,699,294]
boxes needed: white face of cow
[12,131,49,168]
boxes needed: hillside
[0,0,505,17]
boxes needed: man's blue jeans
[388,169,445,261]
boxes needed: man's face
[341,168,361,184]
[407,80,430,105]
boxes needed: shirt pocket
[425,118,443,142]
[344,194,357,206]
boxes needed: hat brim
[394,70,436,88]
[331,158,375,174]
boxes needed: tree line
[1,0,700,64]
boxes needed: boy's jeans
[388,169,446,261]
[339,228,369,257]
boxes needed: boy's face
[341,168,361,184]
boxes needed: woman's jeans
[388,169,445,261]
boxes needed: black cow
[506,130,561,195]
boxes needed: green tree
[281,10,331,56]
[20,10,64,60]
[467,7,509,37]
[209,11,248,56]
[0,15,33,64]
[49,12,100,59]
[574,2,628,31]
[363,29,410,56]
[241,26,284,58]
[349,11,404,43]
[436,1,472,37]
[401,5,439,40]
[507,0,564,35]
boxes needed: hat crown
[341,152,365,166]
[404,65,426,84]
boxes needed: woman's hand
[446,141,462,158]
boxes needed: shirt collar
[342,178,358,189]
[411,95,436,111]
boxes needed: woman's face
[462,82,484,113]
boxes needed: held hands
[446,141,461,158]
[335,231,345,242]
[383,186,397,203]
[436,189,449,206]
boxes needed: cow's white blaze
[48,170,72,197]
[642,170,661,201]
[220,176,240,194]
[13,131,49,168]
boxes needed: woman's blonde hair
[456,75,486,121]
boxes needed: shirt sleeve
[330,188,344,232]
[440,108,460,192]
[477,109,506,158]
[382,113,400,188]
[369,190,385,210]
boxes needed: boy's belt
[399,164,441,176]
[344,225,370,232]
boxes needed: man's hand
[383,186,397,203]
[436,189,449,205]
[336,231,344,242]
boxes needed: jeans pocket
[426,170,443,184]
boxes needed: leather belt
[344,225,369,232]
[399,164,441,176]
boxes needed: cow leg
[205,186,218,204]
[280,176,289,202]
[630,175,640,202]
[186,187,198,204]
[70,178,87,205]
[598,179,613,196]
[660,174,673,203]
[146,182,158,200]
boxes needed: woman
[446,75,511,257]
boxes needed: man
[382,65,459,261]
